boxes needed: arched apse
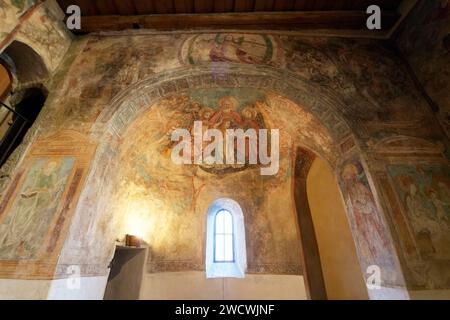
[56,66,406,299]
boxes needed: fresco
[93,88,339,276]
[56,35,182,125]
[340,159,398,284]
[0,0,37,42]
[180,33,284,67]
[16,4,71,71]
[284,37,429,128]
[0,157,74,260]
[396,0,450,136]
[30,31,442,146]
[3,0,36,14]
[0,6,448,293]
[164,88,270,174]
[388,164,450,260]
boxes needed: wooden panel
[194,0,214,13]
[254,0,275,11]
[113,0,136,15]
[234,0,255,12]
[57,0,405,16]
[349,0,402,10]
[76,0,99,16]
[134,0,155,14]
[350,0,373,10]
[154,0,175,14]
[78,10,400,32]
[213,0,234,12]
[312,0,328,10]
[293,0,306,10]
[330,0,350,11]
[57,0,76,13]
[273,0,295,11]
[174,0,194,13]
[378,0,403,10]
[95,0,119,15]
[58,0,405,36]
[292,0,402,11]
[302,0,317,10]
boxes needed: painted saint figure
[0,158,73,259]
[341,163,391,267]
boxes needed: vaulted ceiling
[56,0,415,38]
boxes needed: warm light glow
[125,214,145,239]
[124,201,153,240]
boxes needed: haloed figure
[0,160,64,259]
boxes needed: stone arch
[1,40,49,85]
[56,65,406,299]
[0,41,50,187]
[92,64,352,144]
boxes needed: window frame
[205,198,247,279]
[213,209,235,263]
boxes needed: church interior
[0,0,449,300]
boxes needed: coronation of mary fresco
[0,0,449,299]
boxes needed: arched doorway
[305,155,369,299]
[292,146,368,300]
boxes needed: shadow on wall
[0,87,47,166]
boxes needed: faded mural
[0,1,448,296]
[340,159,399,285]
[180,33,284,67]
[386,163,450,289]
[0,130,94,279]
[388,164,450,259]
[0,157,74,260]
[0,0,37,41]
[397,0,450,136]
[103,88,336,275]
[283,36,436,145]
[165,88,271,174]
[0,0,70,73]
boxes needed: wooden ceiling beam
[74,10,400,33]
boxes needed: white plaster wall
[367,286,410,300]
[0,279,51,300]
[140,272,307,300]
[47,276,108,300]
[0,276,108,300]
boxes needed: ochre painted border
[0,130,96,279]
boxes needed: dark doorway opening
[0,87,47,166]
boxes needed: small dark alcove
[0,87,47,166]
